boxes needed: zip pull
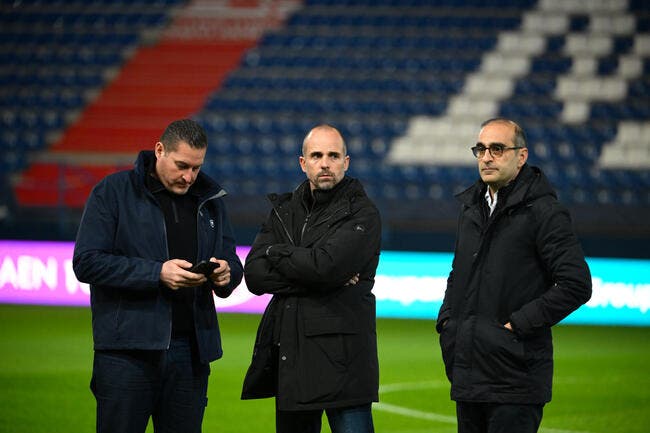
[300,213,311,240]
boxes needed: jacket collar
[268,176,362,208]
[300,176,354,210]
[456,164,556,212]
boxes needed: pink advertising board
[0,240,271,313]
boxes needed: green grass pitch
[0,304,648,433]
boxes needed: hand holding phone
[188,260,220,277]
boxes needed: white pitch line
[541,429,593,433]
[374,401,457,424]
[379,380,448,393]
[377,382,594,433]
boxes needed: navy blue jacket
[73,150,243,363]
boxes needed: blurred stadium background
[1,0,648,257]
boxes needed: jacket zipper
[194,188,227,263]
[272,207,295,245]
[300,201,315,241]
[189,189,227,349]
[172,201,179,223]
[158,201,172,350]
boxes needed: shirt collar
[485,188,498,216]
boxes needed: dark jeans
[276,403,375,433]
[90,338,210,433]
[456,401,544,433]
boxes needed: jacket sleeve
[210,200,243,298]
[265,203,381,290]
[509,202,592,337]
[244,213,304,296]
[436,270,454,333]
[72,179,163,291]
[436,207,464,333]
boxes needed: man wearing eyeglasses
[436,118,592,433]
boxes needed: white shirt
[485,188,498,216]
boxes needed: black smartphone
[188,260,220,277]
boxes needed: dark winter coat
[73,150,243,363]
[436,164,591,404]
[241,176,381,411]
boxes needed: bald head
[302,124,347,157]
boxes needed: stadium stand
[6,0,268,208]
[1,0,649,256]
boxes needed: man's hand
[345,273,360,286]
[504,322,513,332]
[207,258,232,287]
[160,259,207,290]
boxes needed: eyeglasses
[471,143,523,158]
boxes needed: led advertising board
[1,241,648,325]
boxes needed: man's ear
[154,142,165,158]
[518,147,528,168]
[299,155,307,173]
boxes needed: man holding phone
[73,119,243,433]
[190,260,221,276]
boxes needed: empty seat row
[242,51,482,72]
[0,67,105,88]
[220,74,464,94]
[525,124,617,143]
[305,0,537,7]
[530,56,572,73]
[204,119,391,143]
[287,12,521,29]
[260,33,498,51]
[1,129,48,153]
[591,101,650,120]
[0,150,28,172]
[1,47,123,66]
[1,108,66,131]
[513,78,558,95]
[499,99,564,119]
[5,0,182,6]
[0,32,137,46]
[207,97,447,117]
[4,11,168,28]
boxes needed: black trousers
[456,401,544,433]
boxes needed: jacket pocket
[297,316,356,403]
[473,318,528,387]
[438,318,457,382]
[303,315,355,366]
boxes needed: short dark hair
[160,119,208,152]
[481,117,527,148]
